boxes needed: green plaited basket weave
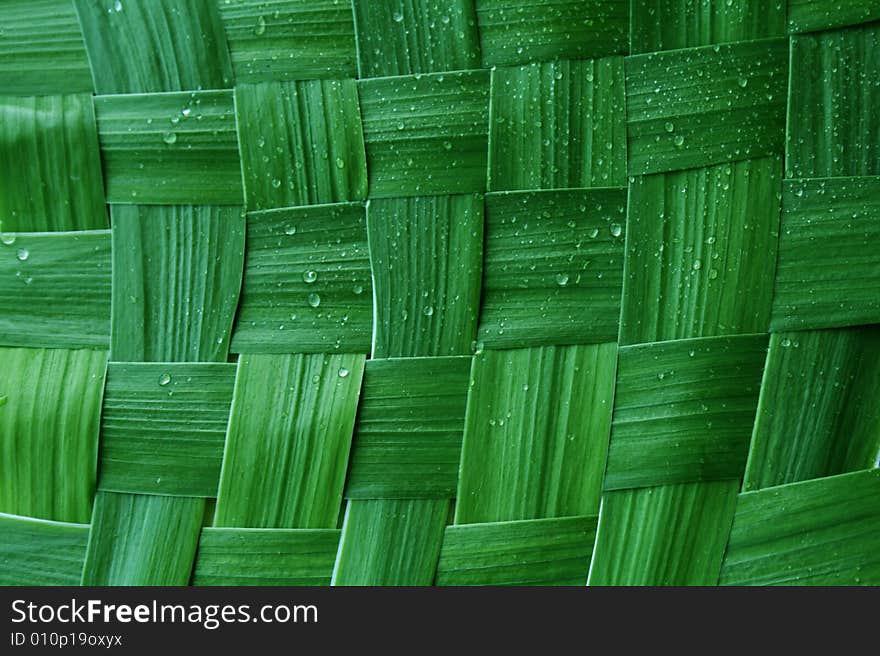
[1,0,879,587]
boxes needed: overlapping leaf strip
[0,0,878,587]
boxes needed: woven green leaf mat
[1,0,879,587]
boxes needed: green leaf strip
[219,0,357,83]
[0,94,108,232]
[787,0,880,35]
[0,512,89,586]
[214,353,365,529]
[193,527,341,586]
[629,0,785,54]
[456,343,617,523]
[770,176,880,331]
[475,0,629,67]
[230,202,372,354]
[367,194,483,357]
[743,328,880,491]
[97,363,237,498]
[488,58,627,192]
[110,204,245,362]
[0,231,111,350]
[81,491,204,586]
[605,334,768,491]
[786,24,880,178]
[0,0,93,96]
[94,91,244,205]
[625,37,788,175]
[332,499,448,585]
[352,0,481,78]
[358,70,490,198]
[620,156,783,345]
[75,0,233,94]
[436,514,597,586]
[589,480,740,585]
[478,188,627,349]
[0,346,107,523]
[235,79,367,211]
[345,356,471,499]
[721,469,880,585]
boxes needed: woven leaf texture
[1,0,879,588]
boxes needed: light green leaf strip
[436,515,597,586]
[478,188,626,349]
[230,203,372,354]
[94,90,244,205]
[358,70,490,198]
[74,0,233,94]
[0,0,93,96]
[786,24,880,178]
[488,58,627,192]
[367,195,483,358]
[352,0,480,78]
[788,0,880,35]
[605,334,768,491]
[0,94,108,232]
[625,37,788,176]
[0,347,106,524]
[743,329,880,492]
[111,205,245,362]
[193,528,341,586]
[81,491,204,586]
[475,0,629,68]
[771,177,880,331]
[235,79,367,211]
[620,156,783,345]
[214,353,366,529]
[218,0,357,82]
[0,513,89,585]
[721,469,880,585]
[629,0,785,55]
[345,356,471,499]
[588,480,740,585]
[456,343,617,524]
[332,499,448,585]
[98,363,237,498]
[0,231,111,350]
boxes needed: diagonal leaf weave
[1,0,879,587]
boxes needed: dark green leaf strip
[0,231,111,350]
[75,0,233,94]
[332,499,448,585]
[193,527,341,586]
[219,0,357,82]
